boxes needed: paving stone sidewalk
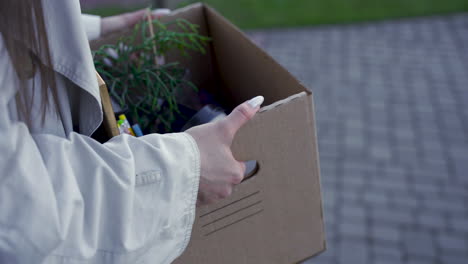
[249,14,468,264]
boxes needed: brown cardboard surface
[91,3,325,263]
[96,73,119,137]
[175,92,325,264]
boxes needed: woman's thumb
[223,96,264,137]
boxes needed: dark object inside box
[111,88,228,136]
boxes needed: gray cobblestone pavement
[249,14,468,264]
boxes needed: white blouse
[0,1,200,263]
[81,14,102,41]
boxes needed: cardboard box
[91,3,325,263]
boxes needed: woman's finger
[151,8,171,18]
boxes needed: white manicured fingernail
[247,96,264,108]
[152,9,171,16]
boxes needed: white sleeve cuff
[81,14,101,41]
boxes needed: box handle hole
[243,160,259,182]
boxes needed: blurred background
[81,1,468,263]
[81,0,468,28]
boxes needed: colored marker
[132,124,144,137]
[119,114,136,136]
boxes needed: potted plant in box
[93,14,211,135]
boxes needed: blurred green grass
[85,6,142,17]
[85,0,468,29]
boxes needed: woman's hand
[186,96,264,206]
[101,9,171,36]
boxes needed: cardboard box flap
[175,92,325,263]
[204,5,310,108]
[90,3,311,108]
[96,73,119,137]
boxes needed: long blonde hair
[0,0,59,125]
